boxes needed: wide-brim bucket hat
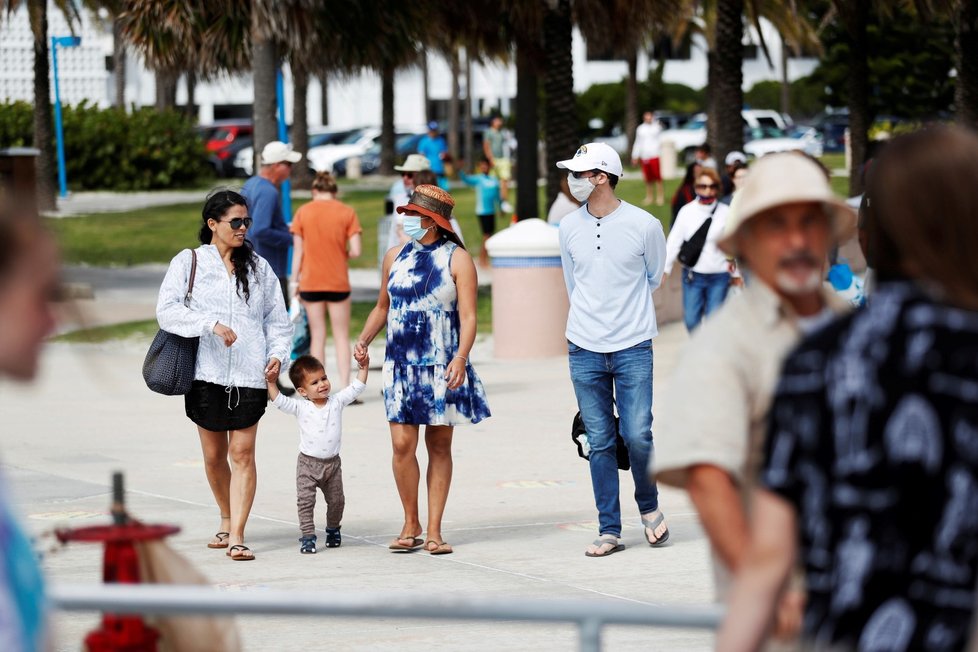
[395,184,456,233]
[718,152,856,256]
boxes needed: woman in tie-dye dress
[355,185,490,556]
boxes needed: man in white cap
[387,154,431,251]
[241,140,302,303]
[556,142,670,557]
[721,150,748,201]
[652,152,856,639]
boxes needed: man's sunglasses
[695,183,719,190]
[221,217,253,229]
[571,169,604,179]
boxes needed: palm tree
[955,0,978,129]
[575,0,686,189]
[711,0,744,162]
[0,0,79,211]
[542,0,576,210]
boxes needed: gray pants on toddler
[296,452,344,536]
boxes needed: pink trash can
[485,218,569,359]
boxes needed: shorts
[299,291,351,302]
[477,213,496,236]
[492,158,512,182]
[185,381,267,432]
[641,158,662,182]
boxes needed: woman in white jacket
[157,189,292,561]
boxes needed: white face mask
[567,173,597,202]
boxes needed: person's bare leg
[644,180,654,204]
[656,180,665,205]
[326,297,353,388]
[423,425,454,545]
[480,235,490,268]
[198,427,232,544]
[227,424,258,558]
[302,298,328,368]
[390,423,422,542]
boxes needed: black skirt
[184,381,268,432]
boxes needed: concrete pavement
[0,311,719,651]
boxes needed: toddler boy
[267,352,368,553]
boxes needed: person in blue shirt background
[417,122,449,190]
[458,158,501,267]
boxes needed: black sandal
[226,544,255,561]
[207,531,230,549]
[324,527,341,548]
[299,535,317,554]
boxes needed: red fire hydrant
[56,473,180,652]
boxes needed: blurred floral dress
[384,238,491,425]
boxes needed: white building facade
[0,3,818,129]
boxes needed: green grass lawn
[46,158,852,268]
[54,286,494,344]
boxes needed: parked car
[660,109,804,163]
[788,125,825,157]
[233,127,357,177]
[332,132,425,177]
[202,120,252,176]
[213,134,253,178]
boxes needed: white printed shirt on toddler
[272,380,366,459]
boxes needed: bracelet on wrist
[454,355,467,362]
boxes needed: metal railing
[51,583,723,651]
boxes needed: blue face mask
[403,215,430,241]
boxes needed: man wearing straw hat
[652,152,856,639]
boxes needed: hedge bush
[0,100,210,191]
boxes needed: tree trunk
[251,18,278,175]
[956,0,978,131]
[112,17,126,109]
[292,62,311,189]
[318,71,329,125]
[780,33,790,116]
[421,52,430,121]
[154,70,178,112]
[185,70,197,118]
[515,44,539,221]
[713,0,745,163]
[463,49,474,174]
[840,1,870,195]
[625,51,639,161]
[379,63,396,175]
[28,0,55,212]
[448,46,461,164]
[542,0,576,210]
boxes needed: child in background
[266,352,368,554]
[459,157,501,267]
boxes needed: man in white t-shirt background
[631,111,664,206]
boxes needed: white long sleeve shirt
[631,121,663,160]
[271,380,366,459]
[664,200,731,275]
[156,245,293,390]
[559,200,667,352]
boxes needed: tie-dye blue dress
[384,238,491,425]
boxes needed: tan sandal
[207,531,230,549]
[424,540,453,555]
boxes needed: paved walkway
[2,296,717,651]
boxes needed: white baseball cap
[393,153,431,172]
[260,141,302,165]
[556,142,624,177]
[724,151,748,166]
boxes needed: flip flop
[425,540,453,555]
[389,536,424,551]
[641,511,670,547]
[585,534,625,558]
[207,531,230,549]
[227,544,255,561]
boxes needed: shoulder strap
[184,249,198,304]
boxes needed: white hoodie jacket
[156,245,292,390]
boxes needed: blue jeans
[568,339,659,537]
[682,270,731,331]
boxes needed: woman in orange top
[289,172,363,389]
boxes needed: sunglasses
[695,183,719,190]
[221,217,253,229]
[571,170,603,179]
[401,172,415,179]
